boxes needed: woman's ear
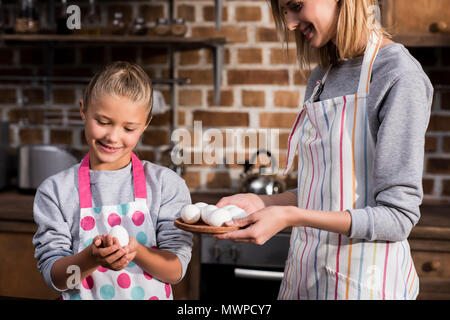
[79,99,86,122]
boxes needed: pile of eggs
[181,202,248,227]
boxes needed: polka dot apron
[61,153,172,300]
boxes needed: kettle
[239,149,286,195]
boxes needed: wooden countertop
[0,189,449,240]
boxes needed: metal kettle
[239,149,286,195]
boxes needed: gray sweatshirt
[32,159,193,292]
[290,43,433,242]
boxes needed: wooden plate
[174,218,239,234]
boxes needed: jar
[154,18,170,36]
[111,12,126,35]
[171,18,187,37]
[14,0,39,34]
[130,17,147,36]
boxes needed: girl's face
[279,0,340,48]
[80,94,149,171]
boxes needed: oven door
[199,233,290,300]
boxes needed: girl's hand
[214,206,293,245]
[91,235,129,271]
[216,193,267,214]
[123,237,139,263]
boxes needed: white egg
[208,208,232,227]
[194,202,208,209]
[181,204,201,224]
[221,204,238,211]
[228,206,248,220]
[201,205,218,224]
[109,225,129,247]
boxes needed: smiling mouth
[301,24,314,40]
[96,140,121,153]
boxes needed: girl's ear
[144,116,152,131]
[79,99,86,121]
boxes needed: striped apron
[278,32,419,300]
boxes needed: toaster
[18,144,84,191]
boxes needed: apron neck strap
[357,31,383,96]
[78,152,147,209]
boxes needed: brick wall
[0,0,449,203]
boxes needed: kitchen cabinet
[381,0,450,46]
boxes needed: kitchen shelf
[0,34,226,47]
[0,33,226,130]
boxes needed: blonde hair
[82,61,153,124]
[269,0,391,73]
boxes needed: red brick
[443,179,450,196]
[426,158,450,174]
[193,111,249,127]
[53,89,76,105]
[178,70,213,85]
[207,172,231,189]
[443,137,450,153]
[422,178,434,195]
[237,48,262,64]
[142,129,170,146]
[178,4,195,22]
[270,47,297,64]
[228,69,289,85]
[141,47,168,65]
[8,108,44,124]
[235,6,262,22]
[274,90,300,108]
[428,115,450,131]
[259,112,298,129]
[50,129,73,145]
[179,50,200,65]
[191,26,248,43]
[0,89,16,104]
[294,70,312,85]
[425,136,438,153]
[19,128,43,144]
[179,89,203,107]
[182,171,201,190]
[140,4,164,22]
[441,92,450,111]
[242,90,265,107]
[23,89,44,105]
[203,6,228,22]
[207,90,234,107]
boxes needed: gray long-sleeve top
[32,160,193,292]
[289,43,433,242]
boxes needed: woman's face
[80,94,149,171]
[279,0,340,48]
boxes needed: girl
[33,61,193,300]
[215,0,433,300]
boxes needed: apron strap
[357,31,383,96]
[78,152,148,208]
[131,152,148,201]
[78,154,92,209]
[284,108,306,175]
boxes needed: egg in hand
[109,225,129,247]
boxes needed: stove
[199,232,291,300]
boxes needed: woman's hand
[216,193,267,214]
[91,235,129,271]
[214,206,296,245]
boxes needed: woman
[215,0,433,300]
